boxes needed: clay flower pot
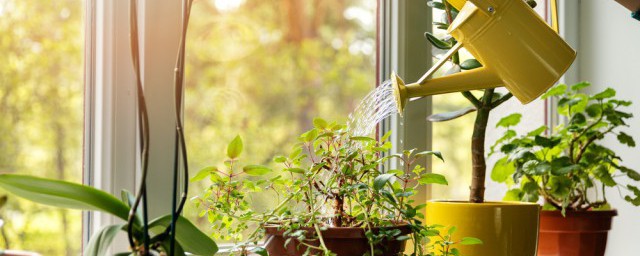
[264,224,412,256]
[538,210,617,256]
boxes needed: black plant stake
[126,0,194,254]
[169,0,195,255]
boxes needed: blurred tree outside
[0,0,84,255]
[183,0,376,242]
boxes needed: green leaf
[84,224,125,256]
[570,81,591,91]
[591,88,616,100]
[313,118,328,129]
[534,135,560,148]
[503,189,523,201]
[491,157,515,183]
[548,176,572,198]
[424,32,452,50]
[0,174,130,222]
[415,151,444,161]
[496,113,522,128]
[243,165,271,176]
[159,237,185,256]
[427,107,476,122]
[585,104,603,118]
[593,166,616,187]
[521,182,540,202]
[552,164,580,176]
[191,166,218,182]
[617,132,636,147]
[625,185,640,206]
[448,226,457,235]
[617,165,640,181]
[526,125,547,137]
[373,173,395,190]
[418,173,448,185]
[273,156,287,163]
[460,237,483,245]
[149,215,218,255]
[252,247,269,256]
[541,84,567,99]
[460,59,482,70]
[227,135,243,159]
[301,129,318,142]
[121,190,142,223]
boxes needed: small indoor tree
[423,0,538,203]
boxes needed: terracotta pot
[538,210,617,256]
[264,224,412,256]
[426,201,541,256]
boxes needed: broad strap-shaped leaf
[424,32,452,50]
[0,174,130,221]
[84,224,125,256]
[427,107,476,122]
[149,215,218,256]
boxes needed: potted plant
[490,82,640,256]
[418,1,542,255]
[191,119,481,256]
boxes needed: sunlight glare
[213,0,244,12]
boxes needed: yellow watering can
[392,0,576,113]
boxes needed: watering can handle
[417,42,464,84]
[550,0,559,34]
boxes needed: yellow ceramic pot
[426,201,540,256]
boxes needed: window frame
[84,0,563,252]
[378,0,433,204]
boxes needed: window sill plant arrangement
[191,119,481,256]
[0,0,220,255]
[491,82,639,256]
[418,1,543,255]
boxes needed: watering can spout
[392,67,502,113]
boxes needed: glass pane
[0,0,84,255]
[430,7,474,200]
[184,0,375,243]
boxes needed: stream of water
[346,79,398,136]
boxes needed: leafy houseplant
[418,1,542,256]
[491,82,639,256]
[192,119,481,256]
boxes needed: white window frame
[378,0,434,203]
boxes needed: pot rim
[263,223,413,238]
[427,200,541,208]
[540,209,618,217]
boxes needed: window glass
[430,7,474,200]
[183,0,376,242]
[0,0,84,254]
